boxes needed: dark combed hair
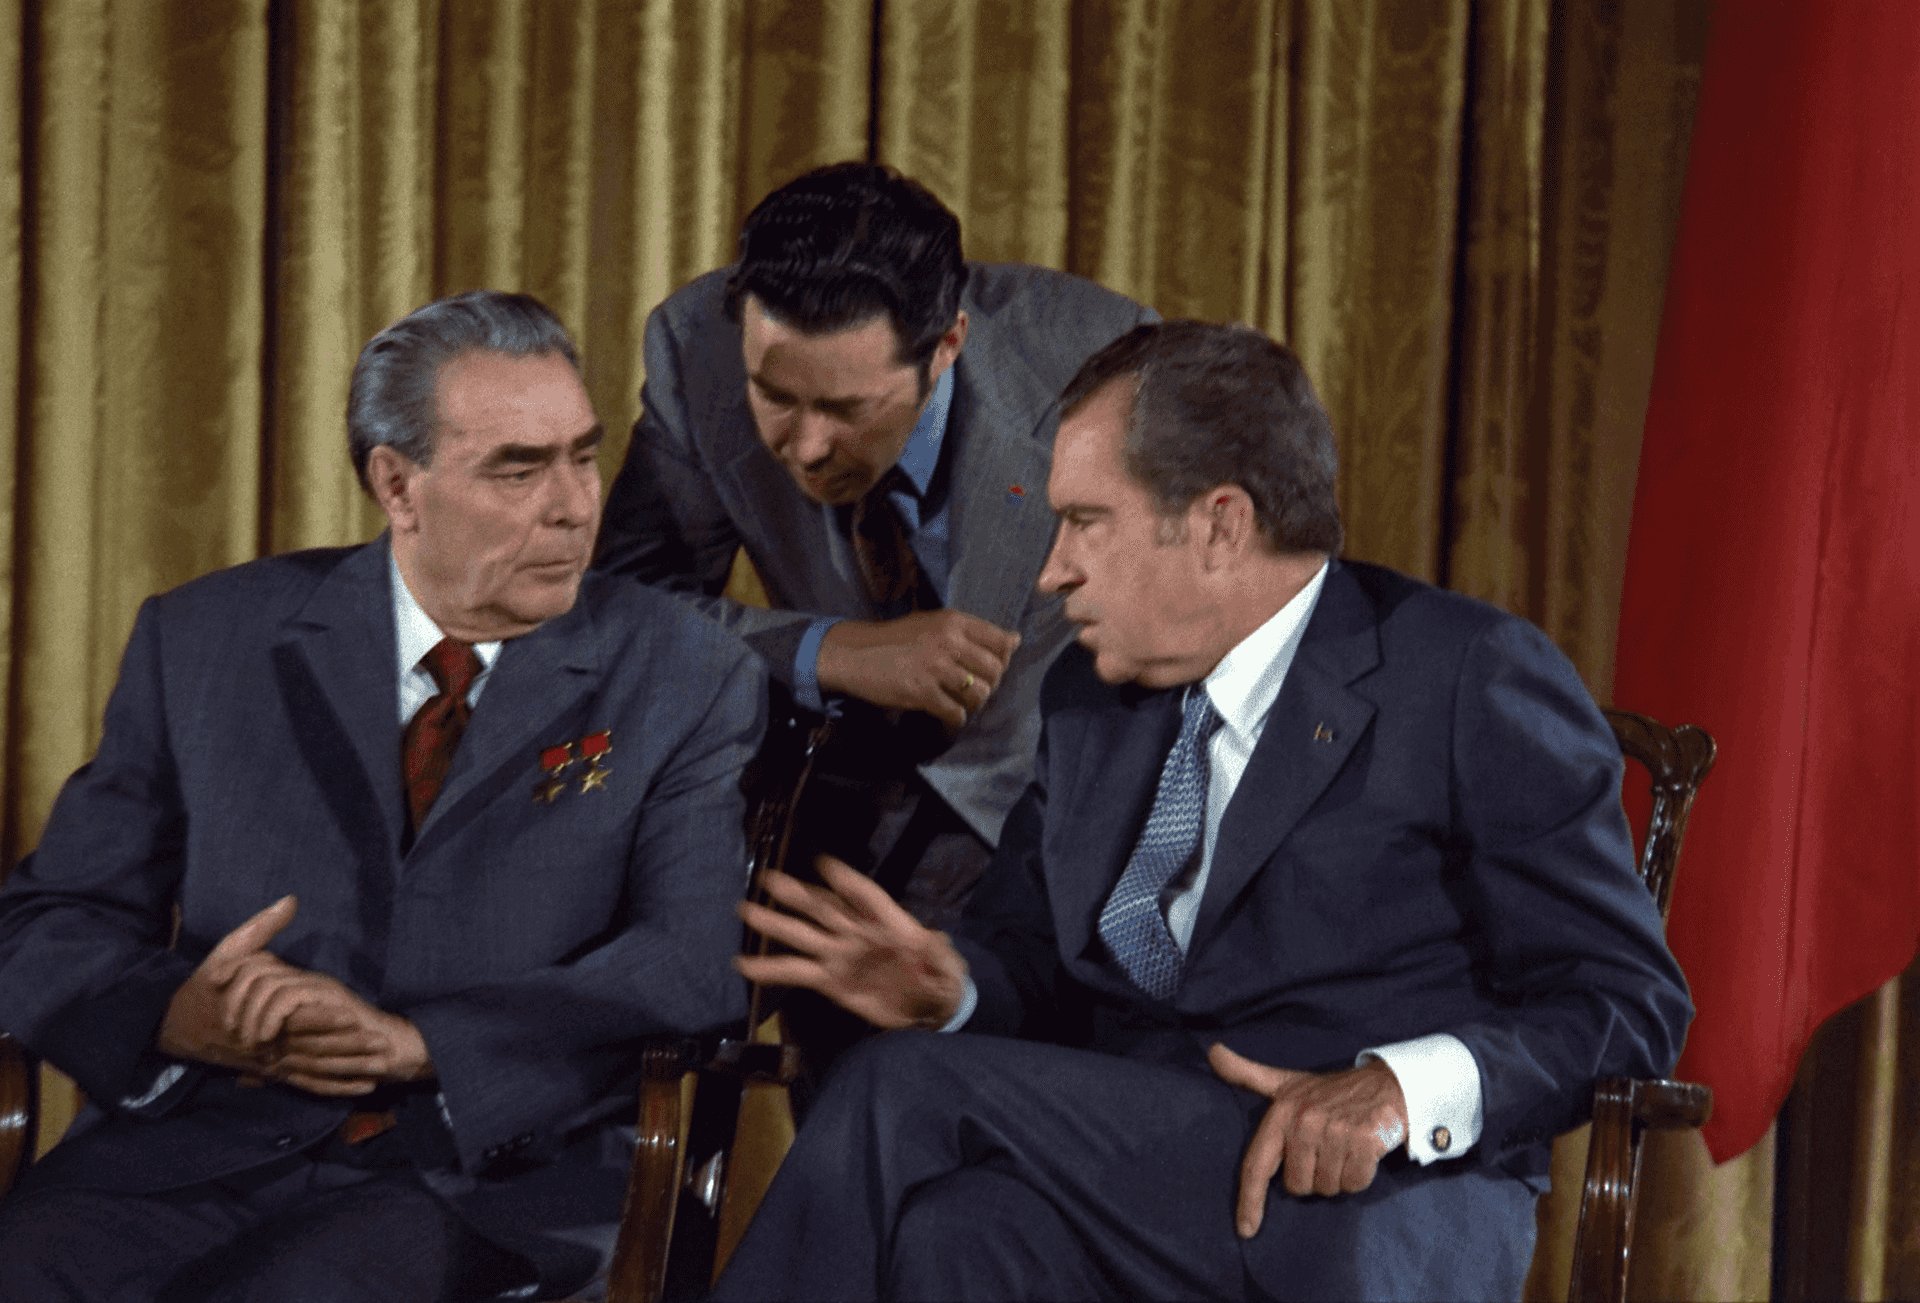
[723,161,967,370]
[346,289,580,492]
[1057,320,1344,555]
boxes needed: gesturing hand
[735,856,969,1030]
[816,611,1021,728]
[1208,1044,1409,1236]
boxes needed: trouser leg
[0,1159,532,1303]
[173,1168,530,1303]
[885,1164,1108,1303]
[713,1031,1253,1303]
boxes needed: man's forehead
[741,296,908,370]
[1052,382,1136,486]
[435,350,594,442]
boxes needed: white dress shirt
[949,560,1483,1166]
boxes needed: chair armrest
[1569,1076,1713,1303]
[0,1032,36,1200]
[605,1038,702,1303]
[1631,1078,1712,1130]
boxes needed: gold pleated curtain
[0,1,1863,1298]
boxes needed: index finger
[1236,1101,1292,1238]
[205,895,298,977]
[950,614,1021,662]
[814,855,917,930]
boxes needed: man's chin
[787,465,870,507]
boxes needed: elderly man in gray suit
[0,291,762,1301]
[595,162,1154,941]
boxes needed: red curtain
[1613,1,1920,1162]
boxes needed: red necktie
[850,469,933,617]
[403,637,483,831]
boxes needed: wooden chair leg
[1570,1077,1640,1303]
[605,1041,694,1303]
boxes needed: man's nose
[548,460,601,527]
[1036,527,1077,595]
[786,408,837,467]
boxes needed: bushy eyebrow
[749,373,874,412]
[484,425,604,468]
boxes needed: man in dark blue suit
[0,291,762,1301]
[718,320,1691,1301]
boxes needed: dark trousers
[0,1154,531,1303]
[714,1031,1539,1303]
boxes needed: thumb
[1208,1042,1298,1096]
[206,895,297,972]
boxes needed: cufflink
[1431,1126,1452,1153]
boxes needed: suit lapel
[944,353,1060,630]
[277,539,407,860]
[411,594,605,854]
[1186,565,1382,962]
[1050,686,1183,969]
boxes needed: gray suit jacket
[594,262,1154,845]
[0,538,762,1294]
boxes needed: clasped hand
[1208,1045,1409,1237]
[157,896,432,1096]
[734,857,968,1030]
[817,610,1020,729]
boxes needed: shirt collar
[390,550,503,675]
[891,366,955,498]
[1201,560,1331,741]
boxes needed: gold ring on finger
[962,672,975,691]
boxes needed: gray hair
[347,289,581,492]
[1057,320,1343,555]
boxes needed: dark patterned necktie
[1098,687,1225,1000]
[403,637,483,832]
[849,468,932,617]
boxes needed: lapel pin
[1006,483,1025,505]
[534,742,574,804]
[578,730,613,794]
[1313,723,1335,743]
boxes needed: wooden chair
[604,700,825,1303]
[1566,709,1718,1303]
[0,702,832,1303]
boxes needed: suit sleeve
[593,299,822,684]
[1441,617,1693,1161]
[947,670,1082,1039]
[403,642,766,1173]
[0,599,199,1106]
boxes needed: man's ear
[928,310,969,383]
[367,445,424,534]
[1198,485,1257,571]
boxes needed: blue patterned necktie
[1098,686,1225,1000]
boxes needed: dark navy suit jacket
[0,537,762,1293]
[955,559,1692,1184]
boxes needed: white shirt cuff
[936,976,978,1032]
[121,1061,187,1111]
[1356,1033,1483,1164]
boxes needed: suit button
[1431,1127,1452,1153]
[274,1135,294,1150]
